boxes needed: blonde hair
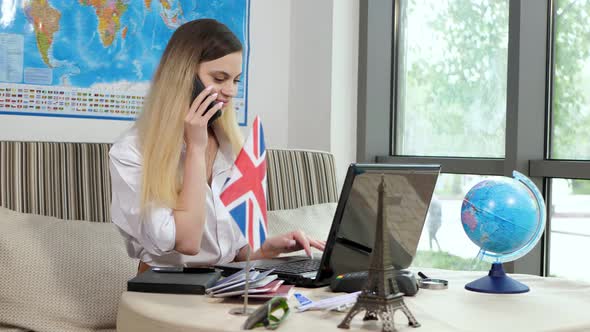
[136,19,243,211]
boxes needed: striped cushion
[0,142,338,222]
[0,142,112,222]
[266,149,338,210]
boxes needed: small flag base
[229,307,256,315]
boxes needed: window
[549,179,590,282]
[543,0,590,281]
[395,0,509,158]
[361,0,590,276]
[413,174,490,271]
[551,1,590,160]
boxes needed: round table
[117,268,590,332]
[117,286,379,332]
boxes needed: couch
[0,141,339,332]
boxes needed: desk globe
[460,171,546,294]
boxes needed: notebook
[209,275,278,296]
[127,268,221,295]
[206,268,274,294]
[247,284,295,299]
[212,279,284,298]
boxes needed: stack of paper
[246,282,294,300]
[206,268,293,298]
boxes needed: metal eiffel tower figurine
[338,176,420,332]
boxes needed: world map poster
[0,0,250,125]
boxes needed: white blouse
[109,126,248,267]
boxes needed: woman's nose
[221,82,237,97]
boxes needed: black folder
[127,268,222,295]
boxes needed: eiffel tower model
[338,176,420,332]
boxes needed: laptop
[215,163,441,287]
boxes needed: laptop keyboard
[255,259,321,274]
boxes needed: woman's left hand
[258,230,326,259]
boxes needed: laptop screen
[316,163,440,282]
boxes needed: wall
[287,0,359,187]
[287,0,334,153]
[330,0,359,187]
[0,115,132,142]
[242,0,290,148]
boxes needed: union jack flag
[220,116,268,250]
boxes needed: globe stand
[465,263,529,294]
[461,171,547,295]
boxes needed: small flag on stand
[220,116,268,250]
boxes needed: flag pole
[229,245,255,315]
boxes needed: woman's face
[197,51,242,108]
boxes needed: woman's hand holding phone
[184,84,224,150]
[175,83,224,255]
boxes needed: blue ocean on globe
[461,177,541,258]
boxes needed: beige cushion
[0,207,136,332]
[267,203,337,256]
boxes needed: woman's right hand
[184,86,224,150]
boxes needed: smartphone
[191,77,222,127]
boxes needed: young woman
[109,19,324,273]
